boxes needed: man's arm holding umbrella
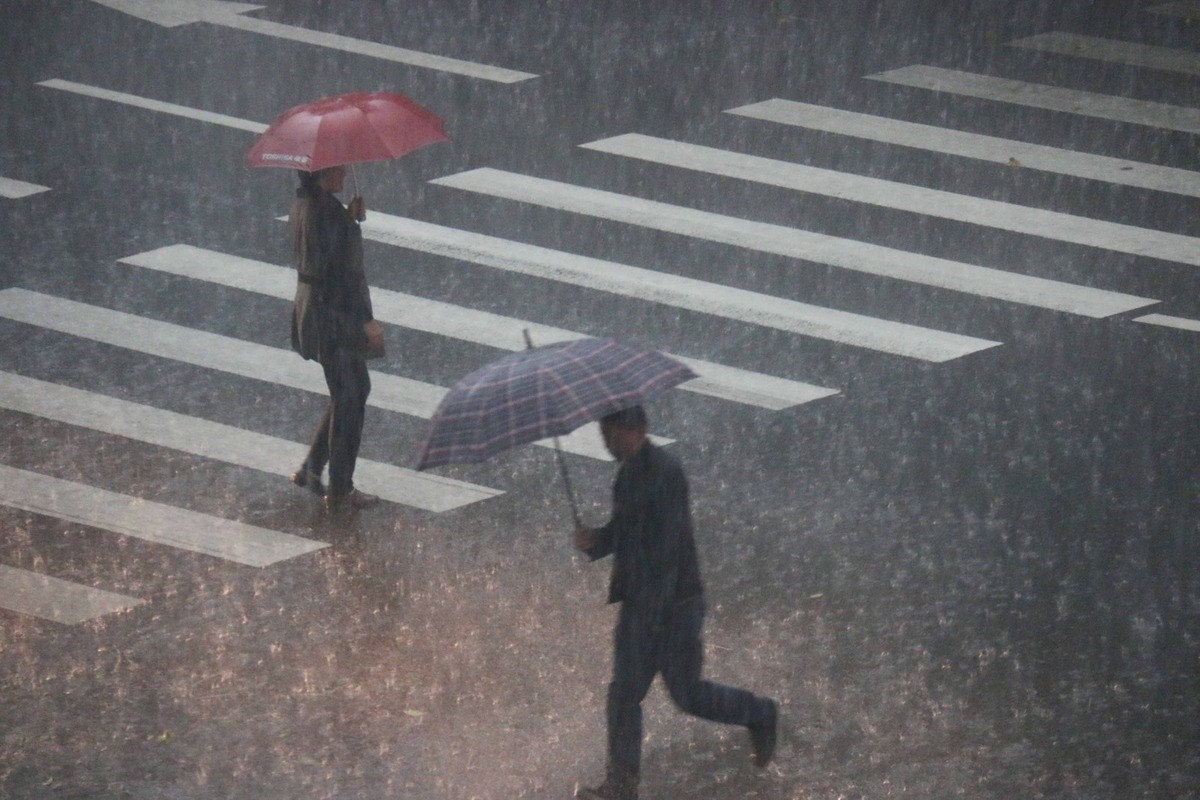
[574,510,619,560]
[573,466,684,630]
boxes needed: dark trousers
[304,349,370,497]
[606,596,770,787]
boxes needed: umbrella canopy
[245,91,447,172]
[415,338,696,471]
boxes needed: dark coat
[289,187,374,362]
[585,441,705,628]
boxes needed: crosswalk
[0,465,327,569]
[5,4,1198,624]
[358,213,980,360]
[430,168,1155,323]
[1010,32,1200,76]
[0,288,661,461]
[0,564,144,625]
[1135,313,1200,333]
[866,64,1200,134]
[580,133,1197,270]
[91,0,539,83]
[122,243,839,410]
[0,372,500,512]
[37,78,269,133]
[724,100,1200,198]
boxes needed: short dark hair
[600,405,647,431]
[296,169,321,196]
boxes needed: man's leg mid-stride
[662,597,779,766]
[579,600,778,800]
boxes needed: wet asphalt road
[1,1,1198,798]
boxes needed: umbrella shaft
[553,437,581,528]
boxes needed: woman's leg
[324,351,370,497]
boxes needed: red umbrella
[245,91,448,172]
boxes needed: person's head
[318,165,347,193]
[297,165,347,195]
[599,405,648,461]
[296,169,321,197]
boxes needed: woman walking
[288,165,384,512]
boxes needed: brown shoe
[325,488,380,512]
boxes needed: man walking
[574,405,778,800]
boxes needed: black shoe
[325,488,380,512]
[576,782,637,800]
[291,466,325,497]
[749,698,778,767]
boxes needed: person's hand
[364,319,384,350]
[574,527,598,552]
[347,195,366,222]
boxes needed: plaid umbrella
[415,338,695,471]
[415,336,695,519]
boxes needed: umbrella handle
[524,328,582,529]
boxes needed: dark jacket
[289,186,374,362]
[586,441,705,627]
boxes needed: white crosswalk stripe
[37,78,268,132]
[358,213,981,365]
[0,176,51,198]
[92,0,538,82]
[583,132,1195,273]
[866,65,1200,134]
[0,371,502,512]
[0,563,144,625]
[428,168,1140,326]
[221,15,537,83]
[1134,313,1200,332]
[1010,32,1200,76]
[221,17,537,82]
[91,0,541,83]
[725,100,1200,198]
[0,288,646,461]
[120,244,843,409]
[0,465,327,567]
